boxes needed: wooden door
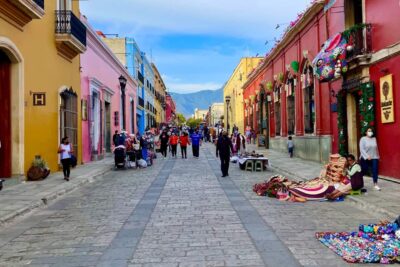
[0,51,11,178]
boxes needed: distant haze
[170,88,223,118]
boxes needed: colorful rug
[316,222,400,264]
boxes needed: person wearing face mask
[359,128,380,191]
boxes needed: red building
[243,0,400,179]
[165,93,176,124]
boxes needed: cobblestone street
[0,144,389,267]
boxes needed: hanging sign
[33,92,46,106]
[380,74,395,123]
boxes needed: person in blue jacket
[190,130,202,158]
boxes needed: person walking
[190,130,202,158]
[58,137,73,181]
[287,136,294,158]
[216,131,233,177]
[159,130,169,158]
[169,132,179,158]
[179,132,190,159]
[360,128,381,190]
[112,130,119,147]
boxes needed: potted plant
[27,157,50,181]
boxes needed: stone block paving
[0,159,166,267]
[209,143,387,267]
[129,154,266,267]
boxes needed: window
[58,0,71,10]
[303,65,315,134]
[60,88,78,155]
[287,79,295,135]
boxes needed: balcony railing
[33,0,44,9]
[55,10,87,47]
[138,97,144,108]
[345,24,372,60]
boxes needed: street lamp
[119,75,127,130]
[225,95,231,132]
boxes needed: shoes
[374,185,381,191]
[64,177,70,181]
[221,175,226,177]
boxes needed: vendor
[326,154,364,200]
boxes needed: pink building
[80,17,137,162]
[165,93,176,124]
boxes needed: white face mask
[367,131,373,137]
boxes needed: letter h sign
[33,93,46,106]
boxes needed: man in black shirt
[112,130,119,147]
[216,131,233,177]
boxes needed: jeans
[61,158,71,178]
[360,158,379,184]
[181,146,187,158]
[171,144,177,157]
[220,156,230,176]
[288,147,294,158]
[192,145,199,157]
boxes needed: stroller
[114,145,126,169]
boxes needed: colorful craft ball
[370,121,375,126]
[342,66,348,73]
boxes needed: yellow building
[194,109,208,121]
[223,57,263,134]
[152,63,167,126]
[0,0,86,177]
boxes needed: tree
[186,118,202,129]
[176,113,186,126]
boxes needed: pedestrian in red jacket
[169,132,179,158]
[179,132,190,159]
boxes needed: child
[287,136,294,158]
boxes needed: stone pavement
[246,144,400,220]
[0,144,395,267]
[0,157,113,226]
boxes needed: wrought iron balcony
[55,10,87,60]
[345,24,372,62]
[0,0,45,28]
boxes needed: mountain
[170,88,223,118]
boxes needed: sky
[81,0,310,94]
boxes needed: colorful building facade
[0,0,86,177]
[243,0,400,179]
[165,93,176,124]
[152,63,167,126]
[80,19,137,163]
[223,57,263,134]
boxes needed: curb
[269,165,397,220]
[0,166,112,226]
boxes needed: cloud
[81,0,310,40]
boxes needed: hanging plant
[266,81,273,91]
[278,73,284,83]
[342,23,369,42]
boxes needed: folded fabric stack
[316,221,400,264]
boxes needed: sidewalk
[0,157,113,226]
[247,144,400,219]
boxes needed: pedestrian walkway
[246,144,400,219]
[0,145,389,266]
[0,157,113,226]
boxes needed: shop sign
[33,92,46,106]
[380,74,395,123]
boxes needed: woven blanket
[289,184,335,200]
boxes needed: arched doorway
[0,50,11,177]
